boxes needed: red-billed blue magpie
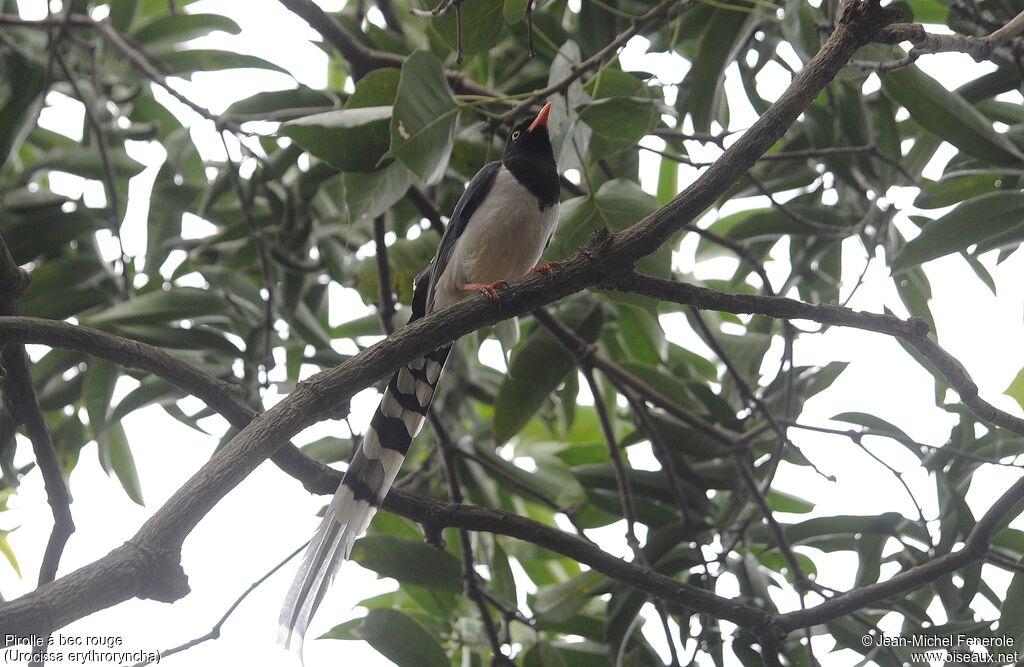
[280,101,559,650]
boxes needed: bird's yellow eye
[511,130,521,141]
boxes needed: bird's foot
[529,260,561,276]
[462,280,508,302]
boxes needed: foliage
[1,0,1024,665]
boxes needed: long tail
[279,344,451,652]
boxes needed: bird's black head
[503,101,559,208]
[503,101,555,163]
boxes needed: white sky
[3,1,1024,666]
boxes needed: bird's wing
[426,160,502,311]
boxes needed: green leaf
[503,0,528,23]
[905,0,948,23]
[893,192,1024,270]
[319,617,362,640]
[83,359,118,439]
[0,529,20,576]
[109,377,184,424]
[532,570,605,622]
[282,69,399,172]
[3,211,108,263]
[107,323,241,355]
[30,146,145,180]
[882,66,1024,166]
[522,642,570,667]
[1000,567,1024,642]
[914,173,1002,209]
[493,298,605,443]
[350,535,462,591]
[300,437,353,464]
[767,489,815,514]
[99,423,144,505]
[435,0,505,56]
[0,52,46,173]
[131,13,241,47]
[224,87,335,121]
[284,107,392,173]
[681,5,756,133]
[343,160,413,224]
[1005,368,1024,412]
[355,232,436,306]
[656,152,679,206]
[82,287,231,326]
[387,51,458,184]
[157,49,291,76]
[549,180,666,277]
[578,97,657,152]
[351,609,448,667]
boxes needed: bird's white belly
[433,167,558,311]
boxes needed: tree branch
[607,273,1024,438]
[872,11,1024,63]
[276,0,498,96]
[0,238,75,591]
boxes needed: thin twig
[129,543,308,667]
[608,273,1024,439]
[52,52,131,292]
[428,413,510,664]
[624,393,693,524]
[455,449,592,540]
[373,216,397,335]
[0,236,76,599]
[525,0,536,57]
[502,0,686,122]
[219,133,275,386]
[690,227,776,295]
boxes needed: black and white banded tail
[279,344,450,651]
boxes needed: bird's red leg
[462,280,508,302]
[529,260,561,276]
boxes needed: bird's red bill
[528,101,553,133]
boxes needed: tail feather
[280,345,451,652]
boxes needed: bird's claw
[529,260,561,277]
[463,280,508,302]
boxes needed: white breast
[432,166,558,311]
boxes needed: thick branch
[873,11,1024,62]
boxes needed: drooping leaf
[350,535,462,591]
[98,422,144,505]
[351,609,449,667]
[82,287,231,326]
[1004,368,1024,413]
[435,0,505,56]
[0,528,20,577]
[532,570,605,623]
[493,297,606,443]
[680,5,756,133]
[387,51,458,185]
[283,69,400,172]
[893,192,1024,270]
[157,49,291,76]
[131,13,241,47]
[882,66,1024,166]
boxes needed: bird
[280,100,559,652]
